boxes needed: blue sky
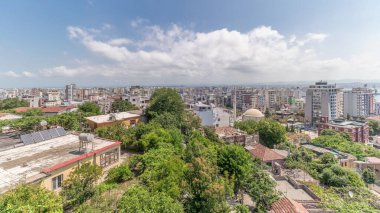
[1,0,380,87]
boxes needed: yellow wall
[87,116,141,131]
[40,145,120,192]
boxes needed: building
[215,127,258,146]
[318,116,369,143]
[0,113,22,121]
[65,84,77,101]
[0,129,121,194]
[356,157,380,182]
[192,102,214,126]
[269,197,309,213]
[343,87,375,118]
[305,81,343,125]
[41,106,77,117]
[85,111,142,131]
[245,143,287,166]
[242,108,264,121]
[302,143,357,168]
[43,91,61,107]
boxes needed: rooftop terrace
[0,134,119,193]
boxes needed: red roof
[41,106,74,113]
[246,143,285,162]
[14,107,34,113]
[270,197,309,213]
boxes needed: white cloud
[12,24,380,84]
[0,71,35,78]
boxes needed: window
[52,174,63,190]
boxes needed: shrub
[106,164,133,183]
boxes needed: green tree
[106,163,133,183]
[78,102,101,115]
[0,98,29,110]
[118,185,183,212]
[362,168,376,185]
[256,119,286,148]
[61,163,102,208]
[320,153,338,165]
[264,108,271,118]
[0,184,62,212]
[320,165,364,188]
[217,145,253,193]
[131,146,185,199]
[111,100,137,112]
[183,157,231,213]
[320,129,338,136]
[146,88,184,120]
[368,120,380,136]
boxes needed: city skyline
[2,0,380,87]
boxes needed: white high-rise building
[305,81,343,125]
[65,84,77,101]
[343,87,374,118]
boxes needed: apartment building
[344,87,375,118]
[305,81,343,125]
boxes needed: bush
[106,164,133,183]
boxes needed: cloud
[11,23,380,85]
[130,18,149,28]
[0,71,35,78]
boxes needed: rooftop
[0,113,22,121]
[245,143,286,162]
[328,119,367,128]
[85,111,140,124]
[270,197,309,213]
[0,133,119,193]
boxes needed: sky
[1,0,380,87]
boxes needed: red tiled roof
[41,106,74,113]
[14,107,34,113]
[270,197,309,213]
[246,143,285,162]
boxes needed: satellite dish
[348,191,354,198]
[40,120,47,127]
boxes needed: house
[85,111,142,131]
[356,157,380,182]
[269,197,309,213]
[245,143,287,166]
[41,106,77,116]
[0,128,121,194]
[215,126,258,146]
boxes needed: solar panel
[31,132,44,143]
[56,127,66,136]
[20,128,67,146]
[21,134,34,145]
[49,128,59,138]
[40,130,52,140]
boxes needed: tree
[131,146,186,199]
[320,165,364,188]
[106,163,133,183]
[118,185,183,212]
[61,162,102,208]
[111,100,137,112]
[183,157,231,212]
[368,120,380,136]
[320,153,338,165]
[0,98,29,110]
[362,168,376,185]
[146,88,184,120]
[217,145,253,193]
[256,119,286,148]
[264,108,271,118]
[0,184,62,212]
[320,129,338,136]
[78,102,101,115]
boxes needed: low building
[0,129,121,194]
[301,143,356,168]
[215,126,258,146]
[245,143,287,166]
[192,102,214,126]
[41,106,77,116]
[356,157,380,181]
[270,197,309,213]
[0,113,22,121]
[318,116,369,143]
[85,111,141,131]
